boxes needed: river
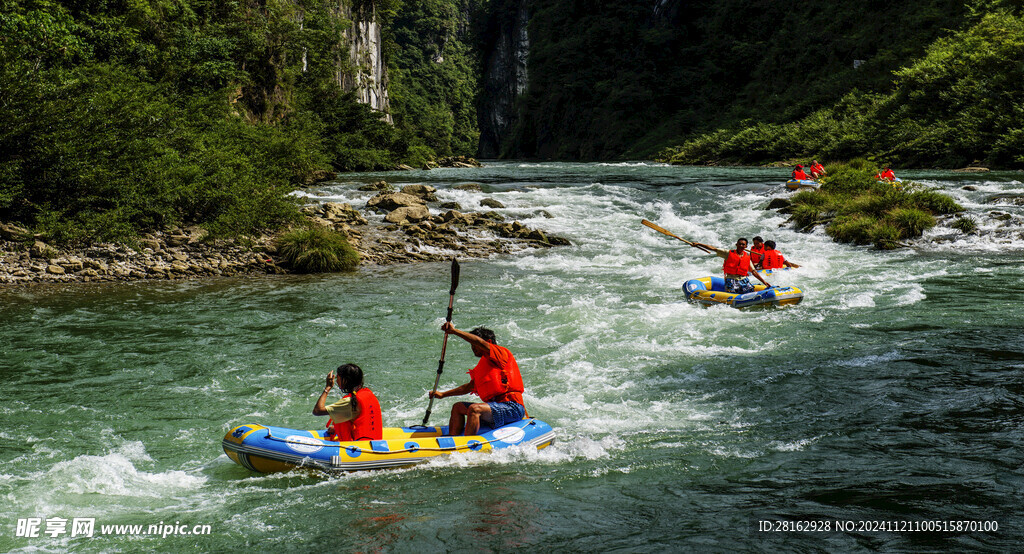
[2,162,1022,551]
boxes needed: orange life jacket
[470,343,525,405]
[328,387,382,441]
[749,245,765,266]
[723,250,750,276]
[810,163,824,175]
[792,169,809,180]
[762,249,785,269]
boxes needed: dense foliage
[386,0,484,159]
[784,162,964,249]
[0,0,475,244]
[503,0,970,160]
[661,8,1024,168]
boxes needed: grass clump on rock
[276,226,360,273]
[951,216,978,234]
[784,163,963,249]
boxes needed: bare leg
[448,402,469,436]
[464,403,492,436]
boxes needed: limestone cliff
[337,0,391,122]
[478,0,530,158]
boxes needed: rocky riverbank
[0,181,570,285]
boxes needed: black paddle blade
[449,257,460,295]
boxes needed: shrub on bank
[276,226,360,273]
[889,207,935,238]
[784,163,963,248]
[870,222,902,250]
[829,215,875,245]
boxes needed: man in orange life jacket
[760,240,800,270]
[693,238,772,294]
[313,363,383,441]
[875,166,897,181]
[428,322,525,436]
[792,165,809,181]
[809,160,826,180]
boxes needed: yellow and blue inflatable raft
[683,275,803,309]
[785,179,820,190]
[223,418,555,474]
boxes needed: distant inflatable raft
[223,418,555,473]
[785,179,819,190]
[683,275,803,308]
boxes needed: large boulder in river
[323,202,368,225]
[481,198,505,209]
[400,184,438,202]
[384,205,431,225]
[366,192,426,212]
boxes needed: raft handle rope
[264,418,539,455]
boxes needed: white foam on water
[838,350,901,368]
[843,292,877,308]
[596,162,668,167]
[769,436,823,452]
[48,442,206,497]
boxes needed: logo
[492,426,526,444]
[284,435,324,454]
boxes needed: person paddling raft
[428,322,526,436]
[792,165,810,181]
[692,238,772,294]
[314,363,383,441]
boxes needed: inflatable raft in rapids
[683,273,803,309]
[223,418,555,473]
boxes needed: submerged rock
[952,166,990,173]
[985,193,1024,206]
[358,180,394,192]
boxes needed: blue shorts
[488,400,526,427]
[461,400,525,428]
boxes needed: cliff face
[338,0,390,121]
[478,0,530,158]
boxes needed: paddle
[422,257,460,426]
[641,219,714,253]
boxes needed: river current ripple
[2,163,1022,551]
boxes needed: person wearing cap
[792,165,809,181]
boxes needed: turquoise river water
[2,163,1023,552]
